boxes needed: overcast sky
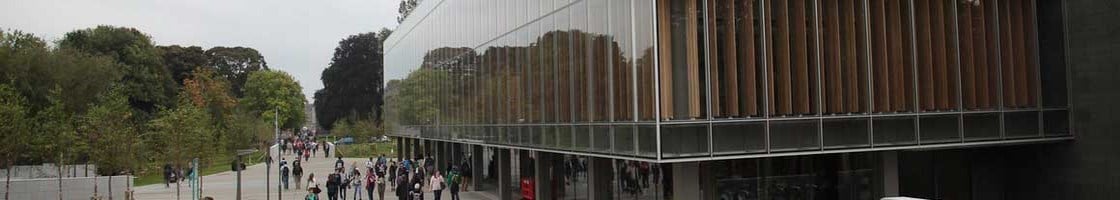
[0,0,400,102]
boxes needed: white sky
[0,0,401,102]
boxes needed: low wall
[0,176,132,200]
[3,164,97,179]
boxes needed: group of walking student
[300,154,466,200]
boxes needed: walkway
[134,144,493,200]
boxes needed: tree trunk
[58,155,64,200]
[6,160,12,200]
[109,175,113,200]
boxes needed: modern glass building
[382,0,1104,199]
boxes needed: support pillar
[534,152,554,200]
[588,157,614,200]
[497,149,512,200]
[672,162,701,200]
[471,145,484,191]
[881,151,899,197]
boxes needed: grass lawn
[134,150,268,186]
[334,141,396,158]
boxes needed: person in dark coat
[327,169,342,200]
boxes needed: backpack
[448,172,460,185]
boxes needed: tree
[242,70,305,129]
[315,32,384,130]
[159,45,209,85]
[376,28,393,44]
[182,68,238,151]
[148,93,214,198]
[59,26,176,115]
[33,88,83,200]
[205,46,269,97]
[397,0,423,23]
[0,30,121,113]
[0,83,31,200]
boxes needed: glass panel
[588,0,611,122]
[636,125,658,158]
[873,116,916,145]
[1037,0,1066,108]
[574,125,591,150]
[570,1,590,122]
[657,0,709,120]
[823,118,870,148]
[712,122,766,154]
[593,125,612,153]
[1043,110,1070,136]
[660,124,710,158]
[611,0,635,121]
[613,125,637,155]
[1004,111,1040,137]
[963,113,1000,140]
[919,114,960,143]
[634,0,658,121]
[770,120,821,151]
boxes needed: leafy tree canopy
[315,32,385,130]
[0,30,122,113]
[205,46,269,97]
[160,45,209,85]
[59,25,176,115]
[242,70,305,129]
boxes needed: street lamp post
[235,149,257,200]
[275,108,282,200]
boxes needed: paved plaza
[134,147,492,200]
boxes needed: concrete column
[471,145,484,191]
[882,151,899,197]
[497,149,512,200]
[396,137,404,161]
[672,162,701,200]
[534,152,553,200]
[588,157,613,200]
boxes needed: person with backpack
[409,183,422,200]
[460,159,471,191]
[394,172,408,200]
[447,166,461,200]
[294,160,304,189]
[327,169,342,200]
[281,158,291,190]
[377,169,387,200]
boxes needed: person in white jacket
[430,170,445,200]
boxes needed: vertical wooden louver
[766,0,817,117]
[999,0,1038,108]
[958,0,1000,110]
[869,0,914,113]
[915,0,959,112]
[710,0,765,118]
[819,0,868,114]
[657,0,705,120]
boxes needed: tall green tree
[148,92,214,195]
[376,28,393,43]
[59,26,176,115]
[160,45,209,85]
[81,86,140,176]
[0,30,121,113]
[33,88,83,200]
[242,70,305,129]
[205,46,269,97]
[0,83,31,200]
[315,32,384,130]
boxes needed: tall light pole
[275,108,282,200]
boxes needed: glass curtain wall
[383,0,1069,160]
